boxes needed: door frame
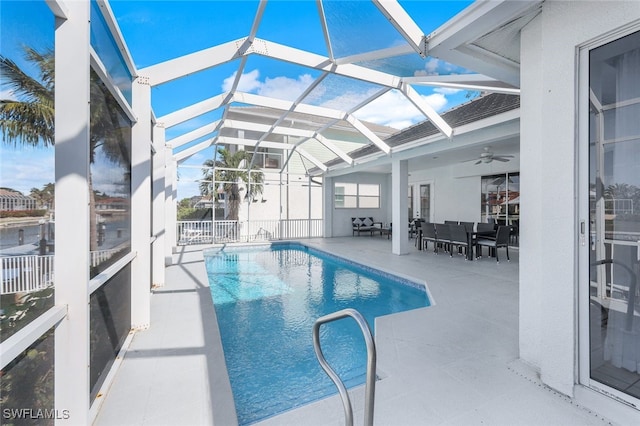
[410,180,434,222]
[577,23,640,408]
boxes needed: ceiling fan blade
[461,158,479,163]
[493,157,510,162]
[475,160,482,165]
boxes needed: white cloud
[257,74,315,101]
[222,70,316,102]
[434,87,463,95]
[222,69,262,93]
[354,91,448,129]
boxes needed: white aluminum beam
[345,114,391,154]
[166,120,220,149]
[224,119,315,138]
[400,82,453,138]
[174,140,215,163]
[411,81,520,95]
[90,49,136,123]
[248,0,267,43]
[315,134,354,165]
[257,39,402,88]
[96,0,138,78]
[158,93,228,128]
[335,44,415,65]
[46,0,69,18]
[234,91,346,120]
[372,0,426,56]
[316,0,335,62]
[208,136,325,171]
[297,146,328,171]
[141,39,247,86]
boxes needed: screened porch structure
[7,1,640,425]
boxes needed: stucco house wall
[519,0,640,398]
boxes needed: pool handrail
[312,308,376,426]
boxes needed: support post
[151,124,166,287]
[323,176,333,238]
[392,159,409,255]
[165,152,177,263]
[131,76,152,330]
[54,1,91,422]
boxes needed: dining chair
[476,226,511,262]
[434,223,451,254]
[421,223,437,252]
[448,224,471,259]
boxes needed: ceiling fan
[462,147,514,165]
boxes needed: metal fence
[177,219,323,245]
[0,255,54,295]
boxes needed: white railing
[0,255,54,295]
[177,219,323,245]
[90,248,125,268]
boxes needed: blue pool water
[204,243,430,425]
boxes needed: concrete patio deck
[94,237,612,426]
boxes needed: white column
[151,124,166,287]
[54,1,91,423]
[322,176,333,237]
[392,159,409,255]
[165,154,177,263]
[130,76,151,330]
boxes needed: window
[334,183,379,208]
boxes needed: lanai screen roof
[110,0,540,176]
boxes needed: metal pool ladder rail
[312,308,376,426]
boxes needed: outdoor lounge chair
[352,217,381,236]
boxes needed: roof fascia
[372,0,426,56]
[426,1,541,87]
[427,1,539,52]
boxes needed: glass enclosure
[88,73,132,278]
[588,30,640,400]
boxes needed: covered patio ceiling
[112,0,542,176]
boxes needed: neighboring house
[0,188,37,211]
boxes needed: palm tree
[200,148,264,221]
[0,47,54,146]
[1,47,129,251]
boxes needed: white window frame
[334,182,380,209]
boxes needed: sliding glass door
[584,29,640,403]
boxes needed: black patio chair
[449,224,471,259]
[434,223,451,254]
[421,223,437,252]
[476,225,511,262]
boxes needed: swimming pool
[204,243,430,425]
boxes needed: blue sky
[1,0,473,198]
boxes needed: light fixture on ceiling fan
[462,146,514,165]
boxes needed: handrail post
[312,308,376,426]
